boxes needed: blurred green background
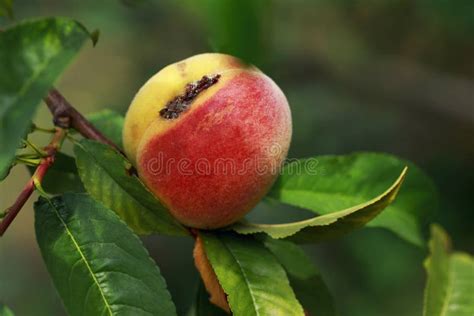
[1,0,473,315]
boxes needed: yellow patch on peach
[123,53,247,165]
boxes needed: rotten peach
[123,53,292,229]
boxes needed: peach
[123,53,292,229]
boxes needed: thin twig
[1,88,123,236]
[31,124,56,134]
[0,128,66,236]
[44,88,121,151]
[22,139,48,157]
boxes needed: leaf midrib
[2,41,53,112]
[1,38,59,156]
[76,142,188,237]
[48,198,113,316]
[439,258,454,316]
[1,22,84,124]
[272,187,363,202]
[78,143,177,222]
[221,240,261,316]
[269,186,407,215]
[79,143,144,201]
[77,144,174,227]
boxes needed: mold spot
[177,62,187,76]
[159,74,221,120]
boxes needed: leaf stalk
[0,128,67,236]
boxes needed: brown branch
[0,128,66,236]
[0,88,124,236]
[44,88,121,151]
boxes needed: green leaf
[0,304,14,316]
[27,152,84,194]
[0,18,92,184]
[74,139,187,236]
[200,231,304,316]
[263,238,336,316]
[87,109,124,148]
[265,153,437,246]
[0,162,12,181]
[423,224,474,316]
[0,0,13,19]
[231,166,407,243]
[35,193,177,316]
[187,281,228,316]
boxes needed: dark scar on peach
[159,74,221,120]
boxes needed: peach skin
[123,53,292,229]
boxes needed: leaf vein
[221,241,261,316]
[47,198,114,316]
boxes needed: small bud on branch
[0,88,123,236]
[44,88,121,152]
[0,128,66,236]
